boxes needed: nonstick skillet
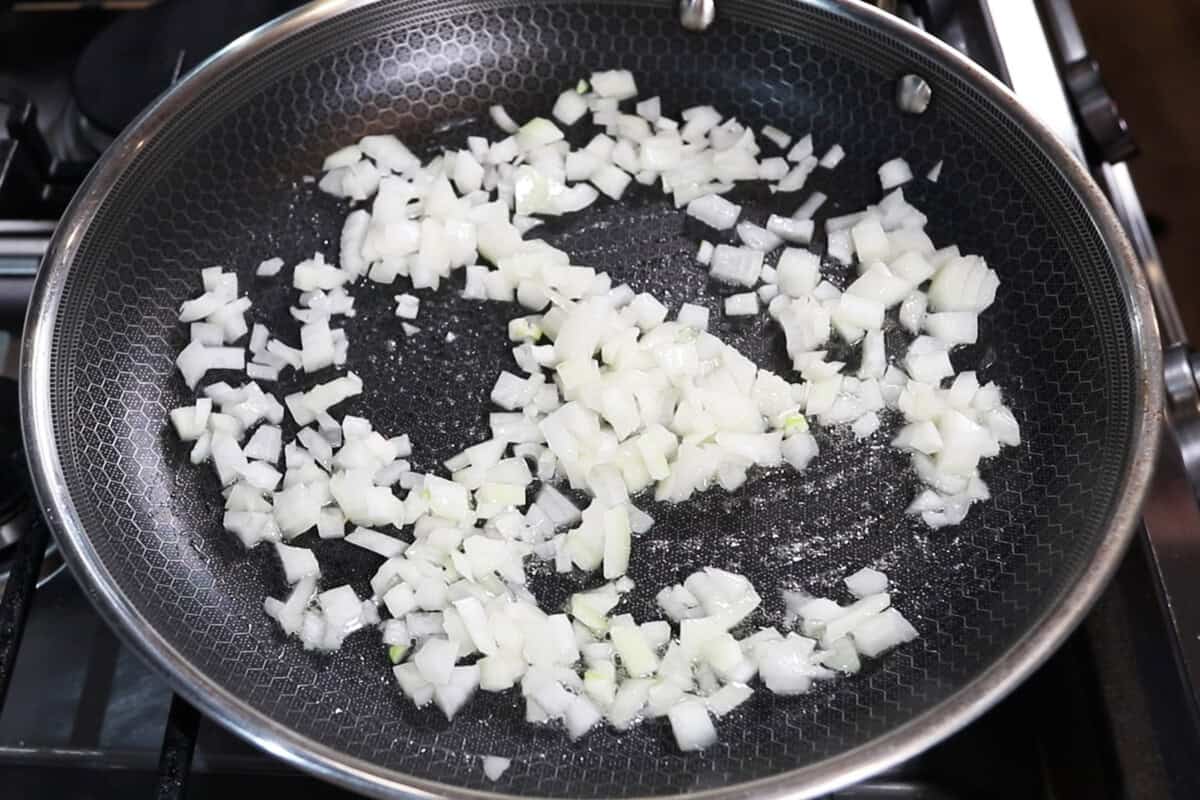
[22,1,1161,797]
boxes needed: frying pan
[21,0,1162,797]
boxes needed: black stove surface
[1,1,1198,798]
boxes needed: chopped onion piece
[924,311,979,346]
[360,134,420,173]
[709,245,763,286]
[590,69,638,100]
[346,527,407,558]
[707,682,753,717]
[517,117,565,151]
[611,624,659,677]
[668,699,717,751]
[677,302,709,331]
[490,105,519,134]
[766,215,813,244]
[878,157,914,190]
[636,96,661,121]
[850,216,889,264]
[590,164,632,200]
[176,342,245,389]
[256,257,283,277]
[552,90,589,125]
[844,567,888,598]
[775,156,816,192]
[686,194,741,230]
[851,608,918,657]
[761,125,791,149]
[482,756,511,781]
[792,191,827,221]
[322,145,361,171]
[275,543,319,583]
[818,144,845,168]
[899,291,927,334]
[680,105,721,141]
[757,157,789,181]
[394,293,420,320]
[786,134,813,162]
[724,292,759,317]
[736,221,783,253]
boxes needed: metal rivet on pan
[679,0,715,31]
[897,74,932,114]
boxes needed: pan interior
[42,0,1137,796]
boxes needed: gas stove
[2,1,1199,798]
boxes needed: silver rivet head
[679,0,715,32]
[897,74,932,114]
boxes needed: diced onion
[818,144,845,168]
[686,194,741,230]
[878,157,914,190]
[482,756,511,781]
[668,699,717,751]
[490,105,519,134]
[736,221,783,253]
[709,245,763,286]
[168,73,1016,754]
[724,292,759,317]
[256,257,283,277]
[552,90,589,126]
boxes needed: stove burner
[52,98,113,165]
[71,0,304,138]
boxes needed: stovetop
[2,1,1199,798]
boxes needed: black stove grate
[0,517,47,710]
[0,522,205,799]
[155,694,200,800]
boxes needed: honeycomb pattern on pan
[45,0,1138,796]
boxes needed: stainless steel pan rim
[20,0,1163,798]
